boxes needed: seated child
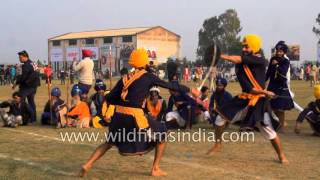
[90,79,115,128]
[41,87,66,127]
[67,84,91,128]
[165,81,197,129]
[295,85,320,136]
[194,86,210,123]
[0,91,33,127]
[209,78,232,124]
[144,87,167,123]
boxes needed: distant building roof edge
[48,26,180,41]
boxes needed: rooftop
[49,26,179,41]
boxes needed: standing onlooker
[72,49,94,101]
[10,65,16,85]
[183,66,190,83]
[305,64,311,81]
[5,67,11,85]
[0,66,5,86]
[310,64,318,87]
[299,66,304,80]
[14,50,40,124]
[69,66,75,84]
[120,67,128,78]
[43,64,52,84]
[60,69,66,85]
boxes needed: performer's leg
[270,136,289,164]
[207,115,226,155]
[79,143,113,177]
[275,110,286,132]
[151,142,167,177]
[258,113,289,164]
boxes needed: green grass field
[0,80,319,179]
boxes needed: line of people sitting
[1,78,319,137]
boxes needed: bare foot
[79,164,92,177]
[279,154,289,165]
[151,167,167,177]
[206,143,222,156]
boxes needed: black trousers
[20,87,37,123]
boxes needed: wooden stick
[47,76,53,124]
[198,45,217,90]
[65,64,71,127]
[109,45,112,90]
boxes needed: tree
[37,59,44,66]
[197,9,242,61]
[313,13,320,43]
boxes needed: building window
[69,39,77,46]
[122,36,132,43]
[52,40,61,46]
[104,37,113,44]
[85,38,94,45]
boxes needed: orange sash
[147,99,162,118]
[115,105,149,129]
[238,65,265,106]
[121,69,147,101]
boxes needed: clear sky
[0,0,319,64]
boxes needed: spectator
[90,79,115,128]
[310,64,318,87]
[194,86,210,123]
[209,78,232,124]
[120,67,128,78]
[165,81,197,129]
[0,66,4,86]
[60,69,66,85]
[295,85,320,136]
[43,64,52,84]
[72,49,94,99]
[14,50,40,123]
[305,64,311,81]
[10,65,16,84]
[144,87,167,123]
[0,91,33,127]
[41,87,66,127]
[5,67,10,85]
[299,66,304,80]
[66,84,91,128]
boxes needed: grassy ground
[0,79,319,179]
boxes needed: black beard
[242,51,252,56]
[216,89,225,93]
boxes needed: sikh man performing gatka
[206,34,289,164]
[79,49,191,177]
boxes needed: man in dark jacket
[14,50,40,123]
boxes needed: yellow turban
[128,48,149,68]
[314,85,320,99]
[242,34,262,54]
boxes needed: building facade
[48,26,181,74]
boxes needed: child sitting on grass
[89,79,115,128]
[295,85,320,136]
[0,91,33,127]
[41,87,67,127]
[66,84,91,128]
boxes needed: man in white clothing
[73,49,94,100]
